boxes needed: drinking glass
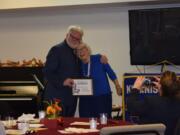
[17,121,29,134]
[38,110,46,119]
[100,113,107,125]
[5,116,14,128]
[89,118,97,129]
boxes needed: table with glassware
[4,117,132,135]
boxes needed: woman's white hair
[79,42,92,55]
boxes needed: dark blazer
[127,88,180,135]
[43,40,81,107]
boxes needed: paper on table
[70,121,99,126]
[58,127,99,134]
[30,127,48,131]
[58,130,71,134]
[29,119,40,124]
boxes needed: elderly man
[43,25,83,117]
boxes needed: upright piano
[0,67,44,118]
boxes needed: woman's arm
[113,79,122,96]
[103,63,122,96]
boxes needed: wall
[0,0,171,10]
[0,3,180,111]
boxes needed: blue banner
[122,73,160,121]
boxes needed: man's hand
[63,78,74,87]
[100,55,108,64]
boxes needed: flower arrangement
[44,98,62,119]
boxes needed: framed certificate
[72,79,93,96]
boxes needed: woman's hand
[113,79,122,96]
[152,76,161,90]
[116,84,122,96]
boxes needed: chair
[112,105,122,119]
[100,123,166,135]
[174,118,180,135]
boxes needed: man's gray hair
[67,25,84,36]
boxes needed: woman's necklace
[83,58,91,77]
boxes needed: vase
[42,118,59,129]
[46,113,58,119]
[42,116,63,129]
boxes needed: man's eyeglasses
[69,33,82,42]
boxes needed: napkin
[6,129,24,135]
[70,121,99,126]
[59,127,99,134]
[17,113,36,122]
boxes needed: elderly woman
[43,25,84,117]
[76,42,122,118]
[127,71,180,135]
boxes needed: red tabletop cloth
[31,117,132,135]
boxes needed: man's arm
[43,47,63,88]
